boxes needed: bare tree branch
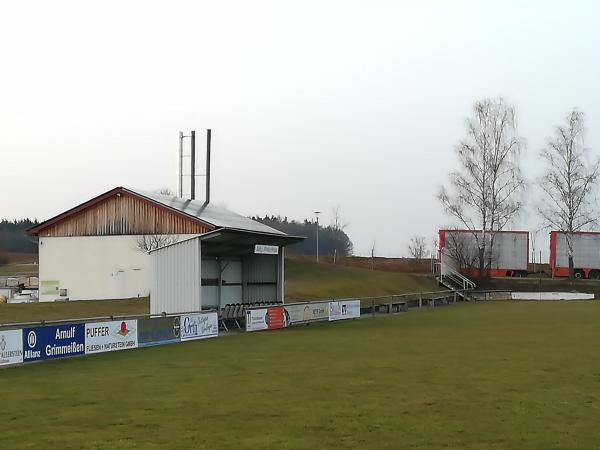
[408,235,428,259]
[538,108,599,279]
[438,97,525,276]
[136,234,180,253]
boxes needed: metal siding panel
[247,285,277,303]
[442,230,527,271]
[245,254,278,302]
[151,237,201,314]
[555,233,600,268]
[245,254,278,283]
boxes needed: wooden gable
[33,190,213,237]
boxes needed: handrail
[434,262,476,290]
[0,309,218,330]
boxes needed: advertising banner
[329,300,361,321]
[85,320,138,355]
[0,329,24,366]
[246,306,287,332]
[180,312,219,341]
[22,324,85,362]
[138,316,181,347]
[284,301,330,325]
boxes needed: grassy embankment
[2,301,600,449]
[285,258,439,300]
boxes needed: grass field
[285,258,439,300]
[0,298,149,324]
[2,301,600,449]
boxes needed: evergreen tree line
[252,215,353,257]
[0,219,39,253]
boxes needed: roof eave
[27,186,217,236]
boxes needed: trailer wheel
[589,270,600,280]
[574,270,585,279]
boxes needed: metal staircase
[433,260,476,300]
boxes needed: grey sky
[2,1,599,257]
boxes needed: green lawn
[0,298,149,325]
[0,263,38,276]
[285,258,440,300]
[2,301,600,449]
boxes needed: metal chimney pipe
[206,129,211,204]
[178,131,183,197]
[190,130,196,200]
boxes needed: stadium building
[28,187,302,309]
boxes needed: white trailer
[438,229,529,277]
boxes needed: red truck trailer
[438,229,529,278]
[549,231,600,279]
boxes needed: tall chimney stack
[206,129,211,204]
[178,131,183,197]
[190,130,196,200]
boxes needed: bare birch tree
[330,206,352,263]
[407,235,428,259]
[538,109,599,279]
[439,97,525,276]
[135,234,180,253]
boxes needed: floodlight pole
[314,211,321,263]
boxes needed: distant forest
[0,219,38,254]
[253,215,353,257]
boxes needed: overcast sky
[2,1,600,257]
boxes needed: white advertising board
[245,306,287,332]
[284,301,330,324]
[254,244,279,255]
[180,312,219,341]
[0,329,23,366]
[511,292,595,301]
[329,300,361,321]
[85,320,138,354]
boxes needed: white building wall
[39,235,195,302]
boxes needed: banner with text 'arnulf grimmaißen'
[284,301,330,325]
[246,306,287,332]
[180,312,218,341]
[85,320,138,355]
[22,324,85,362]
[0,329,23,366]
[329,300,361,321]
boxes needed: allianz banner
[180,312,218,341]
[0,329,24,366]
[329,300,361,321]
[284,301,329,325]
[85,320,138,354]
[138,316,181,347]
[246,306,287,332]
[22,324,85,362]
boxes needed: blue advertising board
[137,317,181,347]
[22,324,85,362]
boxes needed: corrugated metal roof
[125,187,286,236]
